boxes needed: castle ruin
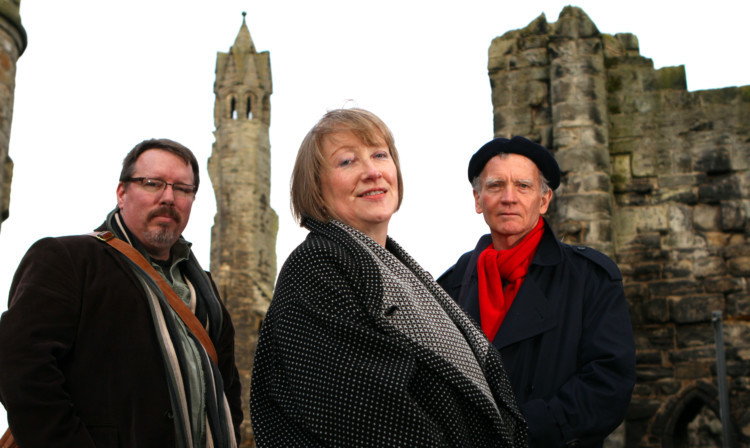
[208,13,277,447]
[0,0,25,233]
[488,6,750,446]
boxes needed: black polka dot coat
[250,219,527,447]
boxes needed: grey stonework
[208,13,277,448]
[0,0,25,234]
[490,6,750,447]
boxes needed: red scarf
[477,217,545,340]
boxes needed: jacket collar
[461,218,564,349]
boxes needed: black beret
[467,136,561,190]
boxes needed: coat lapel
[492,277,556,349]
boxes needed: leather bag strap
[1,428,17,448]
[90,231,219,364]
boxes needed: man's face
[474,154,552,250]
[116,149,195,260]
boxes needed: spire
[232,11,256,55]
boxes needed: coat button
[165,410,174,420]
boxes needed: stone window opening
[246,95,253,120]
[230,96,238,120]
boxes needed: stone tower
[0,0,26,234]
[208,13,277,447]
[489,6,750,447]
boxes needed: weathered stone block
[727,291,750,316]
[669,294,723,324]
[674,323,715,349]
[724,323,750,351]
[488,36,516,64]
[663,260,692,279]
[519,34,548,51]
[658,173,706,189]
[636,350,663,365]
[670,346,716,363]
[637,366,674,382]
[565,172,611,193]
[641,325,675,350]
[633,263,662,281]
[693,256,727,278]
[627,398,663,420]
[705,276,743,294]
[695,147,732,174]
[675,360,712,379]
[645,297,670,322]
[655,65,686,90]
[632,382,654,396]
[632,146,671,177]
[724,243,750,259]
[632,204,668,233]
[699,178,741,203]
[553,6,600,39]
[721,200,747,231]
[655,188,699,205]
[624,282,647,301]
[693,204,720,231]
[662,232,706,250]
[556,193,612,221]
[703,231,732,248]
[728,257,750,277]
[668,204,692,232]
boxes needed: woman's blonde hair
[291,108,404,225]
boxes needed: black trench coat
[438,219,636,448]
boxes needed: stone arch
[229,95,238,120]
[645,381,736,447]
[245,93,254,119]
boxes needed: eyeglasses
[126,177,197,198]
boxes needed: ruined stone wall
[489,6,750,447]
[0,0,26,234]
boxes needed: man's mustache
[148,206,181,224]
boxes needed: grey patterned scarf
[332,220,501,414]
[104,209,236,448]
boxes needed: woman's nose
[361,160,382,180]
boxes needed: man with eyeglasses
[0,139,242,447]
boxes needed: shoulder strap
[1,428,17,448]
[90,231,219,364]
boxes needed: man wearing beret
[438,136,635,448]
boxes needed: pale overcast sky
[1,0,749,432]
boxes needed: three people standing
[0,113,634,448]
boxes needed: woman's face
[320,130,399,240]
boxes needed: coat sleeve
[0,238,97,447]
[250,241,449,447]
[524,256,636,447]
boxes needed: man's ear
[116,182,126,209]
[540,189,553,214]
[473,189,483,214]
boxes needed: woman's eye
[339,159,353,167]
[374,151,389,159]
